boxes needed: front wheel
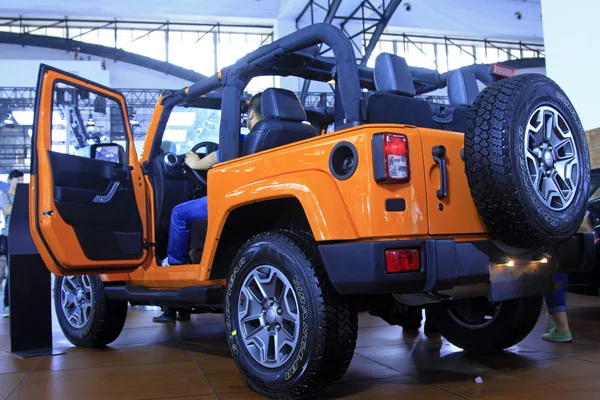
[54,275,127,348]
[224,230,358,400]
[427,295,542,353]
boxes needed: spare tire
[465,74,591,249]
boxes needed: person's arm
[0,193,10,217]
[184,151,218,171]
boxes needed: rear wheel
[427,295,542,353]
[54,275,127,348]
[225,230,358,400]
[465,74,591,249]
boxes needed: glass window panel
[51,82,129,163]
[404,42,436,70]
[121,30,166,62]
[169,31,215,77]
[162,106,221,154]
[436,44,448,73]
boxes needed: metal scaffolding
[296,0,403,101]
[0,16,274,78]
[0,87,349,173]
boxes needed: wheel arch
[209,197,313,280]
[207,170,360,280]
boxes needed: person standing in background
[542,210,597,342]
[1,170,24,318]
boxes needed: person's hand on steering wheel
[184,151,202,170]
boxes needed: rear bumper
[318,236,591,301]
[555,232,596,273]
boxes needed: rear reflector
[492,64,516,78]
[385,249,420,273]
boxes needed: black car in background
[567,168,600,295]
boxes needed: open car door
[30,65,149,276]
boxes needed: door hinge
[143,240,156,249]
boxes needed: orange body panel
[419,129,487,235]
[31,72,489,288]
[30,70,149,276]
[126,124,490,288]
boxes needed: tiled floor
[2,293,600,399]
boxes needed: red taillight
[492,64,516,78]
[385,249,420,273]
[383,133,410,183]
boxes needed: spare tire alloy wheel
[225,230,358,400]
[464,74,591,249]
[524,106,579,211]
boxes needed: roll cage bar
[154,23,499,163]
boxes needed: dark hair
[249,92,263,120]
[8,170,24,181]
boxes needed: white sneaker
[1,307,9,318]
[161,258,170,267]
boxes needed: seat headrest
[261,88,306,122]
[447,70,479,106]
[374,53,416,97]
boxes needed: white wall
[541,0,600,130]
[0,44,193,89]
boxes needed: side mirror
[90,143,125,164]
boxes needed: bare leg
[552,311,570,334]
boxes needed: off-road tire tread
[465,74,584,248]
[429,295,543,354]
[232,230,358,400]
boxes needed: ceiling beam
[361,0,402,65]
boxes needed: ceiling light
[86,114,95,128]
[130,114,140,127]
[3,113,15,127]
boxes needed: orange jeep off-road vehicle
[30,24,593,399]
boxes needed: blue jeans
[544,272,568,314]
[167,197,208,265]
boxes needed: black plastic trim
[371,133,386,182]
[318,239,492,295]
[104,285,224,306]
[385,198,406,212]
[329,141,359,180]
[432,145,448,199]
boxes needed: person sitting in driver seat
[162,92,263,267]
[153,93,263,323]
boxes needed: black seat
[447,69,479,106]
[432,69,480,132]
[366,53,440,129]
[242,88,317,156]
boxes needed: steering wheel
[184,141,219,186]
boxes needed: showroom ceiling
[0,0,542,41]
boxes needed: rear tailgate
[419,128,487,235]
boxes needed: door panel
[420,129,487,235]
[48,151,144,260]
[30,65,149,274]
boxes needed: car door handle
[93,181,121,203]
[432,145,448,200]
